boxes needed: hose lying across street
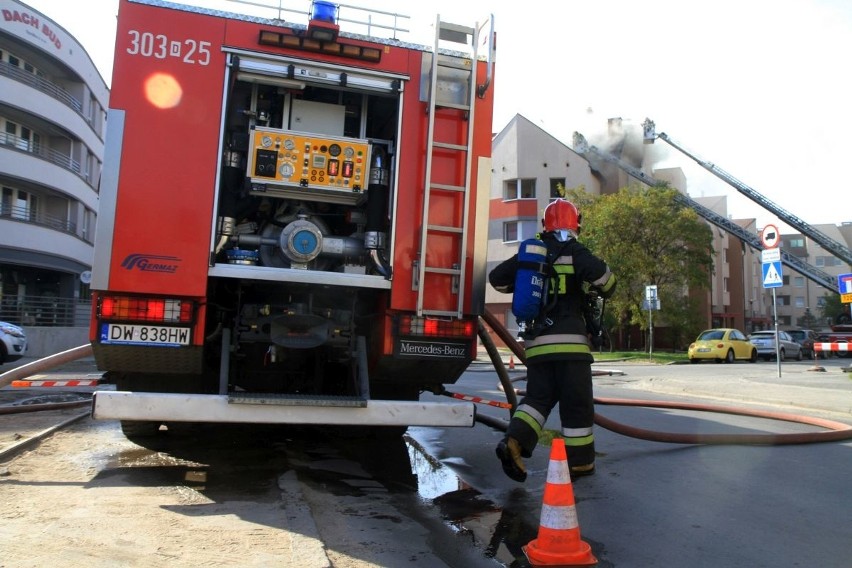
[3,332,851,445]
[0,345,95,413]
[479,309,852,445]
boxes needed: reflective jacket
[489,233,616,363]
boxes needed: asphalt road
[411,357,852,567]
[3,355,851,567]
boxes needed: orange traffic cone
[523,438,597,566]
[509,355,515,370]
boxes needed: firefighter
[489,198,616,482]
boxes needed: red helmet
[542,199,581,234]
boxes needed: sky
[20,0,852,233]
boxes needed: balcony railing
[1,133,89,184]
[0,60,84,114]
[0,295,91,327]
[0,202,80,237]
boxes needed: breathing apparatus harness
[512,235,606,344]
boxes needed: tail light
[98,295,193,323]
[397,315,476,338]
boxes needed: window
[3,120,14,146]
[2,49,45,78]
[549,178,566,198]
[1,186,38,221]
[793,276,805,287]
[81,208,92,240]
[1,119,36,152]
[788,238,805,248]
[794,296,805,308]
[502,220,537,243]
[504,179,536,200]
[817,255,842,267]
[20,126,32,152]
[503,222,518,242]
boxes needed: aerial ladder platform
[642,119,852,268]
[572,133,837,292]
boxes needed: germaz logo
[121,254,181,273]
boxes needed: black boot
[496,437,527,482]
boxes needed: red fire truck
[89,0,496,438]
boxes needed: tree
[820,293,850,326]
[566,185,714,349]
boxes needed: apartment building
[777,226,851,329]
[485,116,784,348]
[0,0,107,327]
[485,115,602,337]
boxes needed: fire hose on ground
[4,336,851,444]
[474,309,852,445]
[0,344,94,414]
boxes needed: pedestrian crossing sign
[762,261,783,288]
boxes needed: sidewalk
[598,360,852,421]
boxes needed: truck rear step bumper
[92,391,476,427]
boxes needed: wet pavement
[3,353,852,567]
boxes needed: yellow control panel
[247,126,372,205]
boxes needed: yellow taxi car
[688,328,758,364]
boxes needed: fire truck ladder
[572,133,837,291]
[416,15,488,317]
[643,119,852,267]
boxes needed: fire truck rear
[89,0,496,438]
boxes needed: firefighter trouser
[506,358,595,467]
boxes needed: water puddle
[404,433,540,567]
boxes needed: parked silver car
[748,330,803,361]
[0,321,27,365]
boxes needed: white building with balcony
[0,0,107,331]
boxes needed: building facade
[777,226,851,329]
[485,115,602,337]
[483,115,852,350]
[0,0,107,328]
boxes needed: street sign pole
[772,288,780,378]
[649,305,653,361]
[761,232,783,379]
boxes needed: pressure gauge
[328,143,342,157]
[343,146,355,158]
[261,135,273,148]
[284,138,295,150]
[279,162,295,178]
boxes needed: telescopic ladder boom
[572,133,837,291]
[642,119,852,267]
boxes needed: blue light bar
[311,1,337,24]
